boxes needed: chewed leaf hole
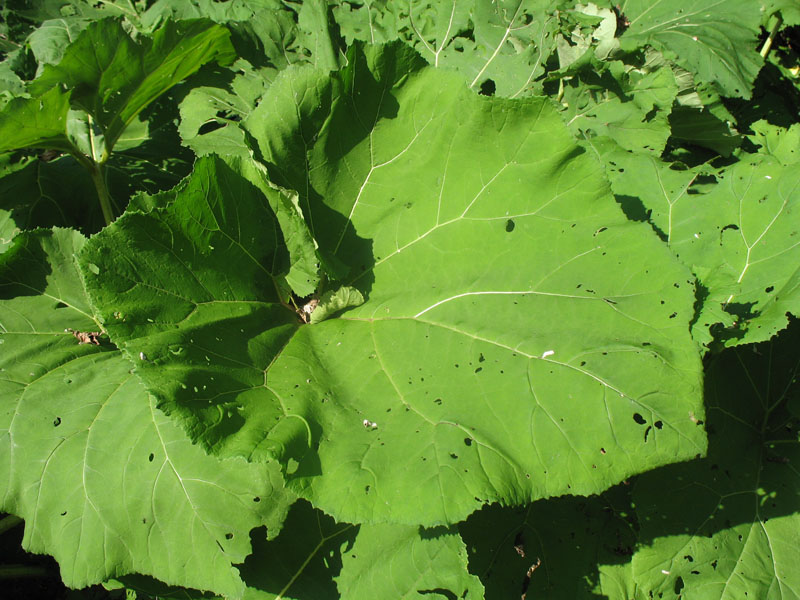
[148,453,154,462]
[464,438,473,446]
[505,219,515,232]
[632,413,646,425]
[225,533,233,540]
[53,417,62,427]
[479,78,496,96]
[253,497,260,502]
[654,420,663,429]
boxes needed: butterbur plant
[1,1,799,599]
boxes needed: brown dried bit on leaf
[66,328,102,345]
[514,531,526,557]
[297,298,319,323]
[520,557,541,600]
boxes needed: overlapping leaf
[459,492,637,599]
[631,320,800,599]
[619,0,763,98]
[83,44,705,528]
[28,17,235,158]
[0,229,294,597]
[336,524,483,599]
[332,0,560,98]
[601,143,800,346]
[560,59,679,154]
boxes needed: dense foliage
[1,1,799,598]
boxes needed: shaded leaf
[29,18,236,157]
[0,229,294,597]
[238,499,356,600]
[459,492,637,599]
[631,319,800,599]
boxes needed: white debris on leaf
[362,419,378,430]
[139,352,147,361]
[541,350,555,358]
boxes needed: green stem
[0,515,22,536]
[0,564,53,580]
[88,161,115,226]
[760,15,783,59]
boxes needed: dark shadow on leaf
[460,319,800,598]
[236,499,357,600]
[613,194,665,240]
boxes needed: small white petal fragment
[362,419,378,430]
[694,233,700,239]
[541,350,555,358]
[765,175,772,179]
[662,570,670,575]
[139,352,147,361]
[692,36,698,41]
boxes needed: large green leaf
[631,319,800,599]
[28,18,235,158]
[0,229,294,597]
[619,0,763,99]
[83,44,705,527]
[601,145,800,346]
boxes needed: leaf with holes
[0,229,294,597]
[618,0,763,98]
[331,0,560,98]
[601,144,800,347]
[81,43,705,527]
[630,319,800,599]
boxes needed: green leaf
[29,18,236,157]
[560,60,679,154]
[747,119,800,164]
[0,86,75,154]
[85,44,706,526]
[0,209,19,253]
[603,147,800,346]
[0,155,103,232]
[336,525,484,599]
[309,286,364,324]
[668,106,742,157]
[27,17,91,69]
[79,155,304,460]
[631,320,800,599]
[0,229,294,597]
[178,61,270,158]
[619,0,763,98]
[332,0,560,98]
[232,155,322,298]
